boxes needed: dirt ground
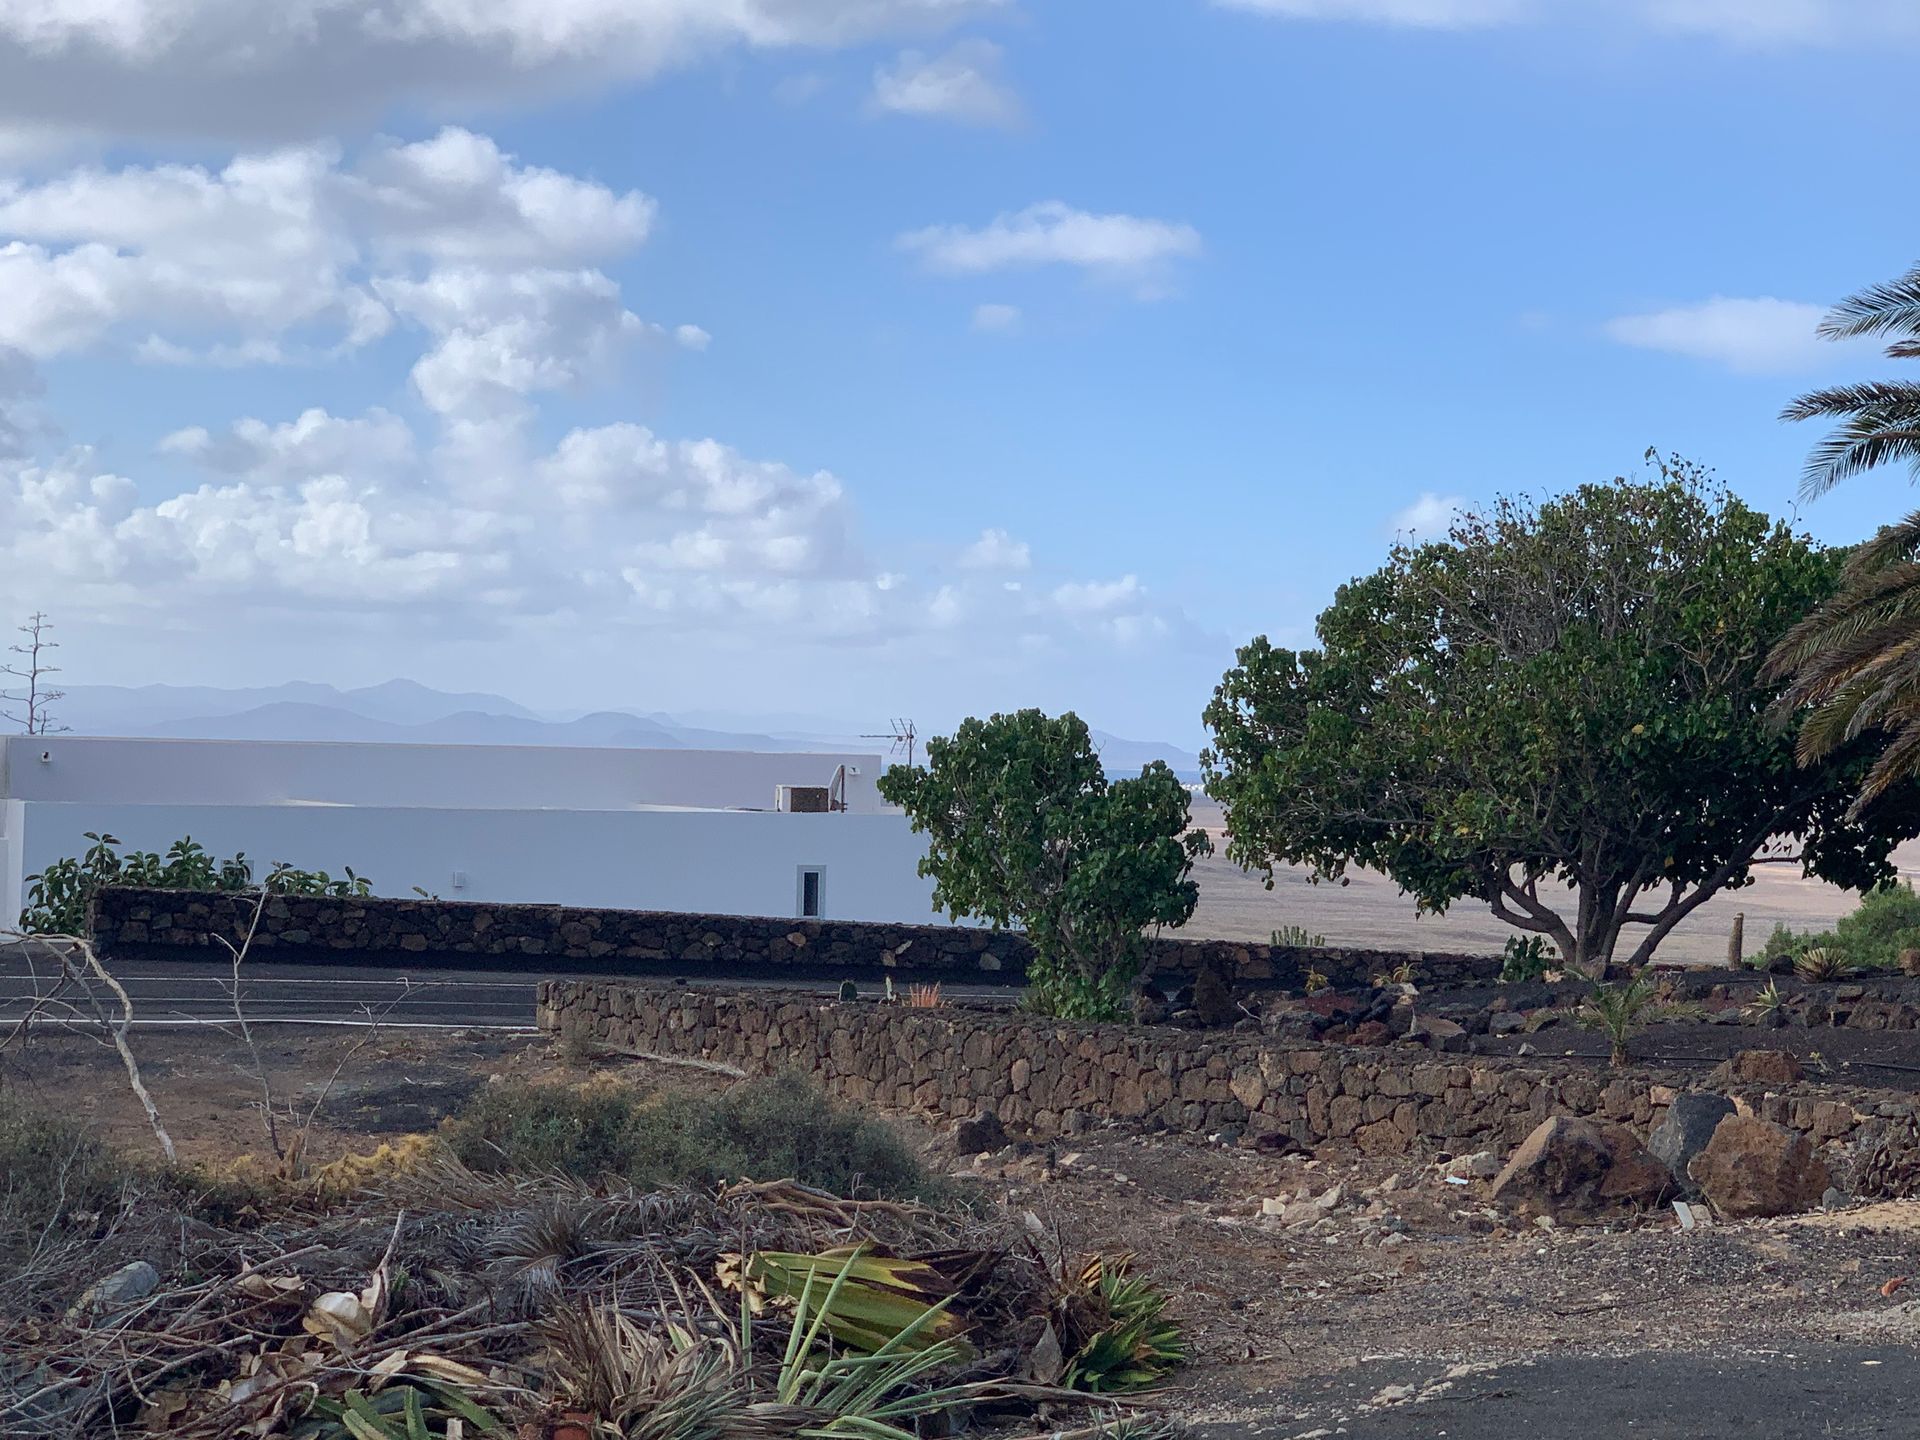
[11,1023,1920,1434]
[1183,797,1920,968]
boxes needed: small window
[798,867,824,918]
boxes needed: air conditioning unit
[775,785,832,813]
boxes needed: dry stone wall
[541,980,1920,1195]
[88,886,1500,989]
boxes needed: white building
[0,735,939,926]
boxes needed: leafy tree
[878,709,1211,1019]
[1782,262,1920,497]
[1201,457,1920,976]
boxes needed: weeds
[441,1072,941,1203]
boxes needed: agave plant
[1043,1255,1184,1395]
[1745,980,1789,1021]
[1795,947,1849,984]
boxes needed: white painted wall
[0,736,887,814]
[3,801,939,924]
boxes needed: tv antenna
[861,718,917,768]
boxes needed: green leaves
[1202,458,1920,972]
[19,832,375,934]
[879,710,1209,1020]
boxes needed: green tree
[1782,262,1920,498]
[878,709,1211,1019]
[1201,457,1920,976]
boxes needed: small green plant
[837,979,860,1002]
[1056,1255,1185,1393]
[1795,946,1848,983]
[1745,980,1789,1019]
[1371,960,1417,987]
[19,831,374,934]
[1271,924,1327,948]
[1302,968,1329,995]
[1499,934,1557,983]
[1579,975,1655,1066]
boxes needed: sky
[2,0,1919,747]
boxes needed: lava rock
[1647,1092,1737,1192]
[1689,1115,1831,1220]
[1490,1116,1675,1223]
[1708,1049,1805,1086]
[949,1111,1008,1156]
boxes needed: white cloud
[871,39,1021,127]
[0,122,1200,696]
[160,408,416,483]
[958,527,1030,571]
[377,266,645,417]
[1391,492,1463,537]
[0,1,1010,149]
[970,302,1021,332]
[1602,296,1834,375]
[0,129,658,369]
[898,201,1202,298]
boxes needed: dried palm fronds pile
[0,1151,1176,1440]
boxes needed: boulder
[1490,1116,1674,1223]
[1647,1092,1737,1192]
[1689,1115,1831,1220]
[1442,1150,1502,1181]
[1708,1050,1804,1086]
[1191,966,1239,1028]
[949,1111,1007,1156]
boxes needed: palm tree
[1769,264,1920,808]
[1783,263,1920,497]
[1765,512,1920,810]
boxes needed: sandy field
[1182,798,1920,965]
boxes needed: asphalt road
[1200,1347,1920,1439]
[0,950,1015,1028]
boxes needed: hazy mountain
[60,680,541,732]
[1090,730,1201,779]
[51,681,1202,774]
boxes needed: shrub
[19,831,374,934]
[1756,881,1920,974]
[441,1072,940,1202]
[1499,934,1557,983]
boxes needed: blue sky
[3,0,1919,746]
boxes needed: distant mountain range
[52,682,1203,778]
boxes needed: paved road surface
[1198,1348,1920,1439]
[0,951,1014,1028]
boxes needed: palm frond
[1817,265,1920,342]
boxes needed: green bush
[441,1072,941,1202]
[1756,882,1920,974]
[19,831,374,934]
